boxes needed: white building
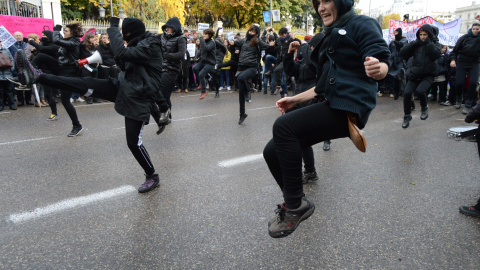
[455,2,480,34]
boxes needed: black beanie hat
[395,27,402,41]
[122,18,146,42]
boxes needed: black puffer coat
[53,31,81,66]
[107,28,163,123]
[214,38,227,65]
[159,17,187,72]
[400,24,441,80]
[235,28,270,70]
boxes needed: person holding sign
[450,22,480,115]
[263,0,389,238]
[193,28,216,100]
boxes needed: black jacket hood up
[162,17,183,37]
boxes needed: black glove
[53,24,62,31]
[23,38,28,43]
[423,37,431,44]
[110,17,120,28]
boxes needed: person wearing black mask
[388,27,408,100]
[14,17,170,193]
[234,24,270,124]
[193,28,216,100]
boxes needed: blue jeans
[265,55,276,73]
[220,70,230,88]
[263,73,276,93]
[193,61,214,93]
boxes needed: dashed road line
[0,136,59,146]
[218,154,263,168]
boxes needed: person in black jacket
[261,33,278,94]
[450,23,480,115]
[14,17,170,193]
[193,28,216,99]
[430,45,448,103]
[96,33,119,81]
[264,0,390,238]
[234,24,270,124]
[399,24,441,128]
[387,28,407,99]
[157,16,187,117]
[210,28,227,98]
[27,30,60,120]
[176,49,190,93]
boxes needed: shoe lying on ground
[268,197,315,238]
[48,114,58,121]
[68,125,83,137]
[138,173,160,193]
[15,50,42,85]
[302,171,319,184]
[459,205,480,218]
[238,113,248,124]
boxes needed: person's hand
[272,63,275,67]
[364,56,385,80]
[110,17,120,28]
[53,24,62,31]
[276,96,296,115]
[288,41,300,53]
[266,27,272,32]
[423,37,431,44]
[475,14,480,21]
[450,60,456,68]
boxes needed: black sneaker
[268,197,315,238]
[138,173,159,193]
[323,140,331,151]
[302,171,319,184]
[68,125,83,137]
[15,50,42,85]
[459,205,480,218]
[238,113,248,124]
[420,106,428,120]
[159,108,171,124]
[215,91,220,98]
[402,115,412,129]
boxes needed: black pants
[403,78,431,115]
[42,83,57,115]
[177,65,188,90]
[98,65,119,80]
[38,73,156,176]
[430,80,447,103]
[160,70,178,113]
[237,67,257,115]
[16,88,32,104]
[456,63,480,108]
[274,62,284,87]
[448,77,456,104]
[263,102,349,209]
[209,69,221,93]
[0,80,14,108]
[193,61,214,93]
[33,53,82,126]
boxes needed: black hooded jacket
[28,30,60,59]
[199,36,216,66]
[450,30,480,66]
[107,27,164,123]
[400,24,441,80]
[284,43,317,93]
[96,42,116,66]
[159,17,187,72]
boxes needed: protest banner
[187,43,196,58]
[0,26,17,49]
[388,16,461,46]
[272,10,280,22]
[198,23,210,32]
[227,31,234,41]
[0,15,53,38]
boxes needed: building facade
[455,3,480,34]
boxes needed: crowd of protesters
[2,4,480,236]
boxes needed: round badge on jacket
[338,29,347,35]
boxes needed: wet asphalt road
[0,89,479,269]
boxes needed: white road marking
[0,111,10,115]
[248,106,276,111]
[73,102,113,108]
[0,136,58,146]
[8,185,136,224]
[218,154,263,168]
[113,114,217,129]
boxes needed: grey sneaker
[302,171,319,184]
[138,173,159,193]
[455,101,461,109]
[268,197,315,238]
[68,125,83,137]
[462,107,471,115]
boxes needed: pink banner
[0,15,54,37]
[389,16,435,35]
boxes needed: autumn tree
[382,13,401,29]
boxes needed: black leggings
[237,67,257,115]
[33,53,82,126]
[263,102,349,209]
[42,83,57,115]
[456,63,480,108]
[38,73,155,176]
[403,78,431,115]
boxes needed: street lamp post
[99,0,125,19]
